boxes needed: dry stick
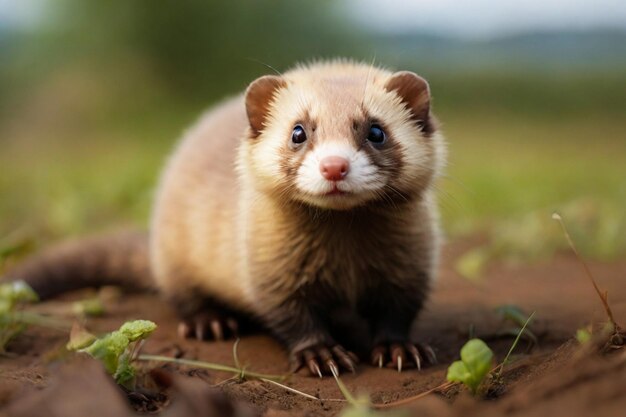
[552,213,617,327]
[228,339,343,402]
[332,371,454,410]
[137,354,285,381]
[372,381,455,409]
[260,378,345,402]
[138,354,345,402]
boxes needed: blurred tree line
[0,0,365,131]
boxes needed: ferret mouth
[324,184,350,196]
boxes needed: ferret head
[241,61,445,211]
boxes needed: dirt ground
[1,239,625,417]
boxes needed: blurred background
[1,0,625,272]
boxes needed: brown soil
[1,239,625,417]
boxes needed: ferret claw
[371,346,386,368]
[178,312,240,341]
[328,360,339,378]
[195,322,206,340]
[423,345,438,364]
[309,361,323,378]
[226,318,239,335]
[210,320,223,341]
[372,342,435,371]
[405,343,422,371]
[332,345,357,373]
[177,321,191,338]
[292,343,359,377]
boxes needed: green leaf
[446,360,472,384]
[66,322,97,351]
[461,339,494,383]
[80,331,130,374]
[113,352,135,387]
[0,299,12,314]
[576,328,592,344]
[118,320,157,342]
[447,339,494,394]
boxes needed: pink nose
[319,156,350,181]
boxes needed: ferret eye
[367,124,386,144]
[291,125,307,144]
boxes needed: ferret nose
[319,156,350,181]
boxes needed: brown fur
[6,230,152,299]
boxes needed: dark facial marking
[278,112,316,181]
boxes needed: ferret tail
[3,230,154,300]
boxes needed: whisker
[245,57,283,76]
[433,184,464,211]
[440,174,474,196]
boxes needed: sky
[0,0,44,28]
[343,0,626,38]
[1,0,626,38]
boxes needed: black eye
[367,124,386,144]
[291,125,307,144]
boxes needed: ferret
[5,60,446,376]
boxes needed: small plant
[0,280,68,352]
[446,339,494,395]
[72,297,105,317]
[0,280,38,308]
[0,280,39,352]
[68,319,157,388]
[576,328,592,344]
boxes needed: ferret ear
[384,71,433,133]
[245,75,286,136]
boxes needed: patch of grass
[441,112,626,248]
[552,213,625,351]
[456,198,626,280]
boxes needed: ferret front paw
[371,342,437,372]
[289,343,359,377]
[177,311,239,341]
